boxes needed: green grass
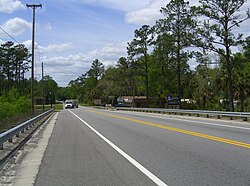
[35,103,63,112]
[0,112,31,132]
[0,104,64,133]
[52,103,64,111]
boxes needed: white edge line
[69,110,168,186]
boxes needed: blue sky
[0,0,250,86]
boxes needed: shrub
[0,102,15,120]
[15,97,31,114]
[0,90,31,122]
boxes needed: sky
[0,0,250,87]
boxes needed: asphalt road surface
[35,107,250,186]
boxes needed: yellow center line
[90,110,250,149]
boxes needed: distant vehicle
[65,100,78,109]
[115,102,128,107]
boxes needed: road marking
[90,110,250,149]
[115,110,250,131]
[69,110,168,186]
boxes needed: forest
[1,0,250,126]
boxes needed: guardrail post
[0,143,3,150]
[16,132,20,137]
[8,125,16,143]
[8,137,13,143]
[206,114,209,118]
[197,114,200,117]
[243,117,247,122]
[217,115,221,119]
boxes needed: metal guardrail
[115,107,250,121]
[0,109,54,150]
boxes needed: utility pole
[27,4,42,115]
[42,62,44,111]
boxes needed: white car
[64,101,73,109]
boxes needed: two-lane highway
[35,107,250,185]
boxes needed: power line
[0,26,19,43]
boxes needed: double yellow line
[90,110,250,149]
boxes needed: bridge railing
[115,107,250,121]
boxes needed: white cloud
[124,0,203,25]
[1,17,31,37]
[44,56,75,67]
[33,41,128,86]
[59,42,127,66]
[22,40,34,49]
[0,0,25,13]
[125,1,164,25]
[22,40,73,55]
[42,43,73,53]
[80,42,127,66]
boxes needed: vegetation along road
[16,107,250,185]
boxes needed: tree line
[67,0,250,111]
[0,41,30,96]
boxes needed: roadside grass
[53,103,64,111]
[0,111,36,133]
[0,104,63,133]
[35,103,63,112]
